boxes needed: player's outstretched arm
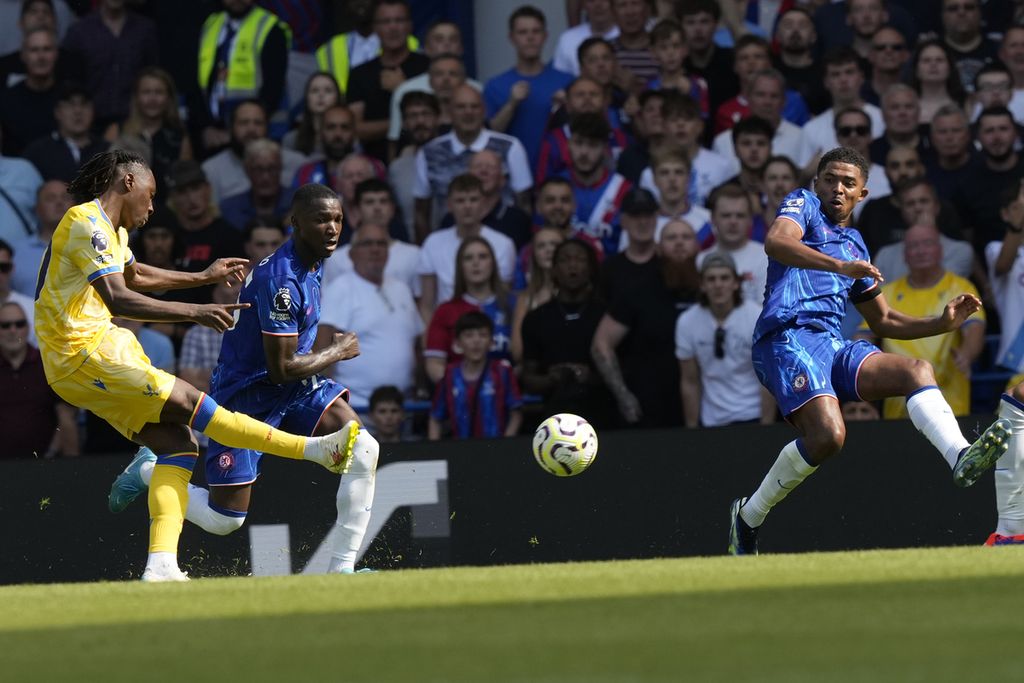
[765,218,882,281]
[92,272,246,331]
[123,258,248,292]
[263,329,360,384]
[857,291,981,341]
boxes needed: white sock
[740,439,817,528]
[145,550,177,572]
[996,396,1024,536]
[328,431,379,573]
[185,485,247,536]
[906,386,969,469]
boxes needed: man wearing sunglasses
[0,301,78,459]
[676,252,771,429]
[0,238,35,347]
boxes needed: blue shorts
[206,375,348,486]
[752,326,879,417]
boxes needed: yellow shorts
[50,326,175,439]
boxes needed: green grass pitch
[2,546,1023,682]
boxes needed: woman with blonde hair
[115,67,191,195]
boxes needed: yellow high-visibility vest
[197,7,293,100]
[314,33,419,94]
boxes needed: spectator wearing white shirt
[677,252,773,427]
[317,223,424,408]
[796,47,884,170]
[413,84,532,243]
[621,144,711,250]
[639,92,737,207]
[554,0,620,75]
[324,178,421,296]
[417,173,515,320]
[696,184,767,305]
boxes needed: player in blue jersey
[728,147,1011,555]
[111,183,381,574]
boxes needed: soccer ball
[532,413,598,477]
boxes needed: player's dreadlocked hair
[816,147,870,184]
[291,182,340,212]
[67,150,149,203]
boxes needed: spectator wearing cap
[219,138,293,231]
[200,100,308,203]
[600,186,658,298]
[165,160,244,303]
[61,0,158,131]
[11,179,70,297]
[22,83,109,182]
[0,27,60,155]
[592,208,699,428]
[676,251,773,428]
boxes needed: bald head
[452,84,485,136]
[903,222,943,275]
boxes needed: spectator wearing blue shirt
[484,5,574,172]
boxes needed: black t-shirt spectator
[616,139,650,184]
[953,156,1024,254]
[775,59,829,115]
[858,196,966,255]
[685,47,738,120]
[347,52,430,162]
[522,297,612,428]
[175,217,244,302]
[22,133,109,182]
[604,255,697,428]
[0,82,58,155]
[926,152,979,204]
[946,38,999,93]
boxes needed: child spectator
[425,236,515,383]
[647,19,709,117]
[368,385,409,444]
[428,311,523,440]
[621,145,711,250]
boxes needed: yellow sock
[190,393,305,460]
[148,457,195,553]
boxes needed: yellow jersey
[860,271,984,418]
[34,200,135,383]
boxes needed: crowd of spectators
[4,0,1024,456]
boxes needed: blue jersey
[754,189,878,342]
[211,239,323,401]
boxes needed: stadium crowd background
[2,0,1024,456]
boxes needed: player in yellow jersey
[36,150,359,581]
